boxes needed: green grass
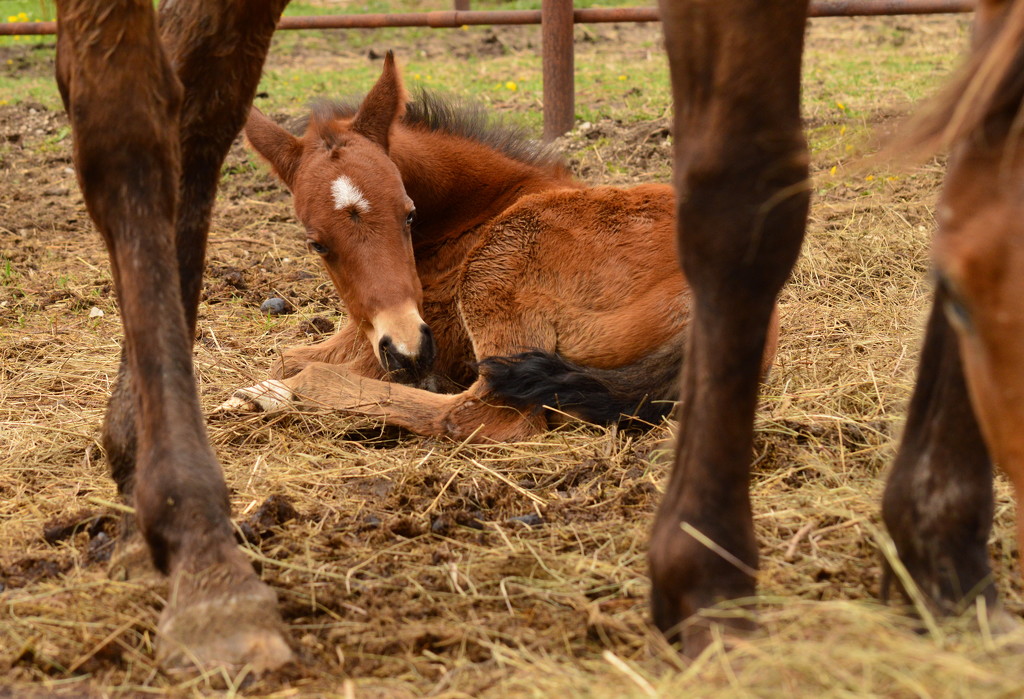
[0,0,51,22]
[0,74,56,108]
[0,6,969,148]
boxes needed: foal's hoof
[216,379,294,413]
[157,564,293,677]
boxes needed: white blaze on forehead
[331,175,370,213]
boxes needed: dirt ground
[3,13,1024,698]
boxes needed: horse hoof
[216,379,294,413]
[157,562,293,677]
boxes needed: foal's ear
[352,51,407,152]
[244,107,303,189]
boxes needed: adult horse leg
[56,0,292,674]
[101,0,292,577]
[649,0,810,653]
[882,296,997,616]
[102,0,290,499]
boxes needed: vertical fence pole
[542,0,575,141]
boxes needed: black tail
[478,344,682,429]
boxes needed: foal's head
[245,53,433,380]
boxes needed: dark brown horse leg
[102,0,290,499]
[650,0,810,654]
[56,0,291,674]
[882,293,997,616]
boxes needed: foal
[226,54,778,441]
[651,0,1024,653]
[57,0,293,673]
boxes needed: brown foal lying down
[224,53,778,442]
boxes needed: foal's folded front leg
[222,363,544,442]
[271,324,382,379]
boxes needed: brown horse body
[227,57,779,441]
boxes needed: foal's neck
[389,127,576,256]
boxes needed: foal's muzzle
[378,324,435,381]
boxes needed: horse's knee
[676,138,809,296]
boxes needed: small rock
[88,306,104,318]
[361,515,382,531]
[260,297,291,315]
[507,513,544,528]
[87,532,113,564]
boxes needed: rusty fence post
[542,0,575,141]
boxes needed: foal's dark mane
[305,88,563,169]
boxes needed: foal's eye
[405,210,416,228]
[308,240,329,256]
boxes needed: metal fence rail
[0,0,976,138]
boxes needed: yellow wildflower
[836,101,846,110]
[865,175,875,181]
[829,165,837,176]
[618,75,627,81]
[505,81,517,91]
